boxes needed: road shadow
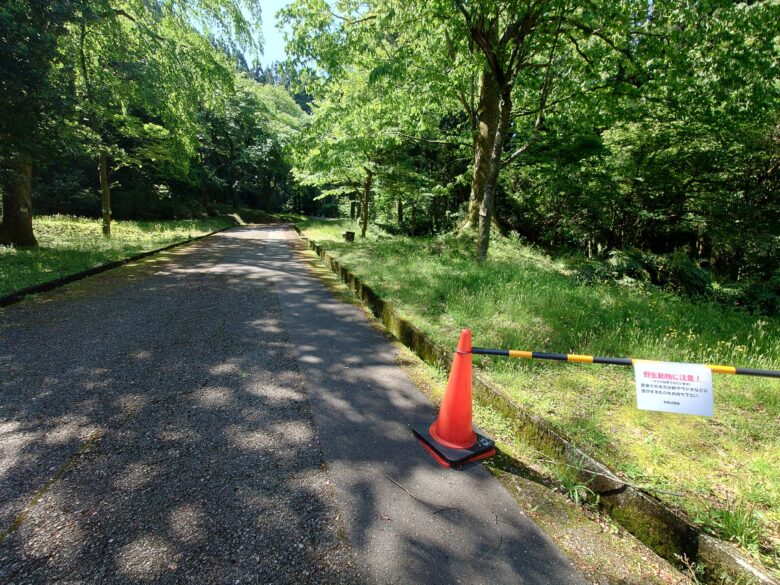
[0,226,582,584]
[228,225,584,584]
[0,228,360,583]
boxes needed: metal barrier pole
[471,348,780,378]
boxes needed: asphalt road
[0,225,584,584]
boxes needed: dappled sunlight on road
[0,226,360,583]
[0,225,584,584]
[249,225,584,584]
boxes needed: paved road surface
[0,225,584,584]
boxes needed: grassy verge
[295,232,693,584]
[297,218,780,574]
[0,215,235,297]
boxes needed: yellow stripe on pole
[708,365,737,375]
[476,349,778,378]
[567,354,594,364]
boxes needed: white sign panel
[633,361,713,417]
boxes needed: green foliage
[197,75,307,212]
[739,272,780,316]
[0,0,309,231]
[283,0,473,233]
[575,249,652,287]
[554,458,601,508]
[662,250,713,297]
[706,503,765,554]
[0,0,75,158]
[576,248,713,298]
[282,0,779,290]
[503,1,779,285]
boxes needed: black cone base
[413,424,495,468]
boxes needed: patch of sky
[247,0,291,67]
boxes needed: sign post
[633,360,714,417]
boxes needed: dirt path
[0,226,584,584]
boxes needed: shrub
[575,247,713,298]
[607,248,653,283]
[738,271,780,315]
[656,249,713,297]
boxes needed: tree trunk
[0,153,37,246]
[99,150,111,237]
[230,180,240,212]
[464,69,500,230]
[397,197,403,225]
[476,88,512,263]
[360,168,373,239]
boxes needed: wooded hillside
[2,0,778,312]
[0,0,311,245]
[283,0,779,312]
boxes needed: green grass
[298,218,780,571]
[707,503,765,553]
[0,215,235,297]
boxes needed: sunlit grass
[0,215,235,297]
[299,218,780,569]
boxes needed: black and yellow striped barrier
[470,348,780,378]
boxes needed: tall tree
[283,0,636,260]
[1,0,262,242]
[292,68,386,236]
[0,0,76,245]
[282,0,470,233]
[495,0,779,281]
[441,0,634,261]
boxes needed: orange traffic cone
[413,329,495,468]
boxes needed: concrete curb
[0,224,235,309]
[294,227,779,585]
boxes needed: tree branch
[504,5,563,165]
[565,33,593,66]
[394,131,468,147]
[328,9,376,26]
[452,1,505,84]
[510,83,614,119]
[107,8,165,45]
[564,17,633,62]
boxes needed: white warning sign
[633,361,713,417]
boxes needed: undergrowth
[298,218,780,574]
